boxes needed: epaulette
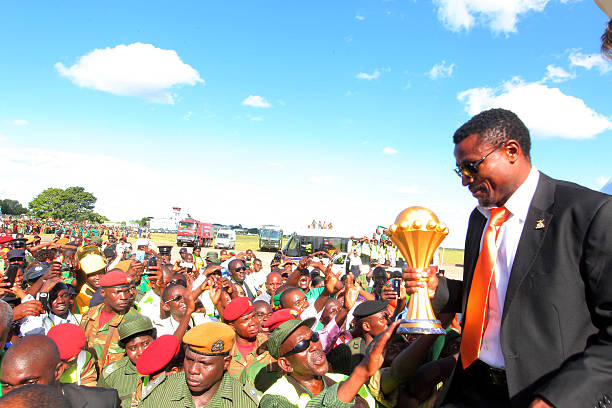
[243,382,261,403]
[102,357,128,378]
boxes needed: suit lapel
[501,173,555,323]
[462,209,487,313]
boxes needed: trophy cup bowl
[388,206,449,340]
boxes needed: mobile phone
[390,270,403,296]
[134,250,145,263]
[4,264,19,286]
[147,256,157,268]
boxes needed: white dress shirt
[477,166,540,369]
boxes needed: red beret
[0,236,13,244]
[223,297,254,322]
[99,270,131,287]
[136,334,180,375]
[263,308,300,331]
[47,323,86,360]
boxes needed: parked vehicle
[176,218,213,247]
[214,229,236,249]
[259,225,283,251]
[281,229,352,262]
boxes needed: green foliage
[134,217,152,227]
[28,186,106,222]
[0,199,28,215]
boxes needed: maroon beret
[47,323,86,360]
[99,270,131,287]
[0,236,13,244]
[262,308,300,331]
[223,297,254,322]
[136,334,180,375]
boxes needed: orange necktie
[460,206,510,369]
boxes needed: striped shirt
[137,371,259,408]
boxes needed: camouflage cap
[268,317,315,359]
[118,315,154,341]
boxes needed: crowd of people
[0,217,145,240]
[0,107,609,408]
[0,225,460,408]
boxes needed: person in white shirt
[20,281,80,336]
[154,283,215,338]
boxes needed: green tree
[28,186,106,222]
[133,217,152,228]
[0,199,28,215]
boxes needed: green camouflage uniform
[228,333,273,379]
[98,356,140,408]
[137,371,259,408]
[80,304,141,370]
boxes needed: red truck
[176,218,213,247]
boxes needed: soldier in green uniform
[98,316,157,408]
[137,321,259,408]
[80,270,142,371]
[260,313,402,408]
[222,297,273,379]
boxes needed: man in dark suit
[0,334,120,408]
[407,108,612,408]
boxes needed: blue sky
[1,0,610,247]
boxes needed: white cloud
[246,114,263,121]
[434,0,549,34]
[596,176,610,189]
[542,64,574,83]
[356,69,381,80]
[355,14,365,20]
[383,147,398,154]
[242,95,272,108]
[428,61,455,79]
[458,78,612,139]
[183,111,192,120]
[11,120,29,126]
[55,42,203,104]
[569,52,612,74]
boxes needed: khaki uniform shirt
[98,356,140,408]
[227,333,272,379]
[80,304,141,369]
[137,371,259,408]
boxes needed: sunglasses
[164,295,183,304]
[454,142,504,178]
[233,266,247,272]
[282,332,320,357]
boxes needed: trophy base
[398,318,447,337]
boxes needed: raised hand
[344,273,359,310]
[359,321,400,377]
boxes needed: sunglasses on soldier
[282,332,320,357]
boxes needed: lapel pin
[535,219,545,230]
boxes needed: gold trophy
[388,206,448,338]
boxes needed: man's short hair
[279,287,301,309]
[0,300,13,331]
[0,384,70,407]
[453,108,531,159]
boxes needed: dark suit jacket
[433,173,612,408]
[60,383,121,408]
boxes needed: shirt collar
[477,166,540,222]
